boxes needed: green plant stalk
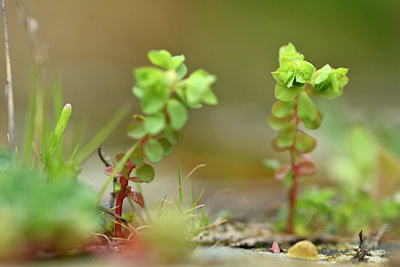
[96,140,140,204]
[53,74,63,122]
[22,73,38,165]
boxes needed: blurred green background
[0,0,399,209]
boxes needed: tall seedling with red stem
[268,43,349,234]
[102,50,218,238]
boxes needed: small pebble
[287,240,319,260]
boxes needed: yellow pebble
[286,240,319,260]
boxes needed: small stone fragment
[269,241,281,253]
[287,240,319,260]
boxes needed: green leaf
[271,138,289,152]
[262,158,280,171]
[163,125,181,144]
[275,83,304,101]
[176,63,188,80]
[158,137,174,156]
[201,88,218,105]
[272,58,297,87]
[313,64,331,84]
[140,83,169,114]
[136,163,155,183]
[144,138,164,163]
[144,112,166,135]
[268,113,293,130]
[148,50,185,70]
[295,61,315,83]
[279,43,304,63]
[304,109,323,130]
[127,121,148,139]
[130,145,144,165]
[297,92,317,121]
[175,86,202,109]
[276,120,297,148]
[167,99,188,130]
[54,104,72,138]
[172,55,185,69]
[186,69,216,105]
[295,131,316,153]
[132,86,145,99]
[134,67,165,88]
[271,100,296,118]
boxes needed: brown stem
[115,177,128,238]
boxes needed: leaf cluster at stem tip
[268,42,349,178]
[125,49,218,182]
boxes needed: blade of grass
[178,163,183,211]
[76,104,131,165]
[172,163,206,202]
[53,74,63,122]
[191,188,204,209]
[22,71,38,165]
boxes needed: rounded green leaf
[271,138,289,152]
[276,120,297,148]
[158,137,174,156]
[271,100,296,118]
[127,121,148,139]
[136,163,155,183]
[297,92,317,121]
[148,50,174,70]
[141,84,169,114]
[275,83,304,101]
[132,86,145,99]
[304,110,323,130]
[144,112,166,135]
[268,113,293,130]
[163,125,182,144]
[134,67,165,88]
[144,138,164,163]
[295,131,316,153]
[130,145,144,165]
[167,99,188,130]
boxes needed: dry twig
[2,0,15,150]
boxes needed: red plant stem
[115,176,129,238]
[286,98,301,234]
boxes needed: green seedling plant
[0,73,131,259]
[267,43,349,234]
[0,150,99,259]
[99,49,218,238]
